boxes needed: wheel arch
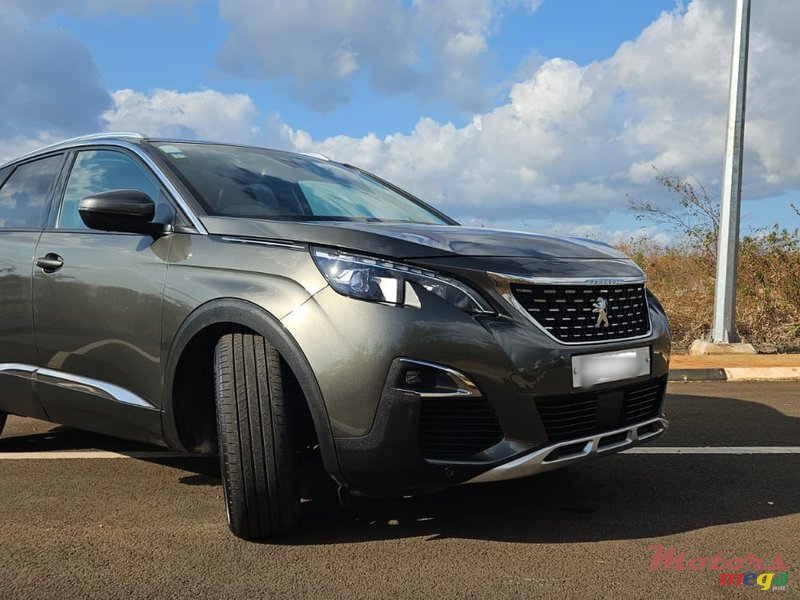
[162,297,343,484]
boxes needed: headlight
[311,247,494,315]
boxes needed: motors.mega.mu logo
[649,545,790,591]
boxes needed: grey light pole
[711,0,751,344]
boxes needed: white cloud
[215,0,540,111]
[102,89,263,143]
[2,0,797,243]
[331,44,359,79]
[282,0,800,228]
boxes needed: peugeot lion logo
[592,297,609,328]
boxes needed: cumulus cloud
[216,0,539,111]
[1,87,273,164]
[282,0,800,227]
[2,0,797,242]
[102,89,263,143]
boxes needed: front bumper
[281,265,671,496]
[332,367,669,495]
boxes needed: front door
[32,148,174,444]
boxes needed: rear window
[0,155,63,230]
[151,142,449,225]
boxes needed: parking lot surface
[1,381,797,599]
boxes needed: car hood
[201,217,630,261]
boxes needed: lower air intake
[418,396,503,460]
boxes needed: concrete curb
[669,367,800,382]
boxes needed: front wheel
[214,333,300,539]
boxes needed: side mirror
[78,189,172,237]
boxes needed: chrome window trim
[67,140,208,234]
[0,363,156,410]
[488,272,653,346]
[3,137,208,234]
[0,133,146,169]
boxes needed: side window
[0,155,63,230]
[57,150,167,230]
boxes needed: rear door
[32,147,175,444]
[0,154,65,420]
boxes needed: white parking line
[623,446,800,454]
[0,447,798,460]
[0,451,208,460]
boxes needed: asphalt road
[1,382,798,599]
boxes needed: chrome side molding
[0,363,37,378]
[0,363,156,410]
[466,417,668,484]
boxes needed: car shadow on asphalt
[1,391,798,545]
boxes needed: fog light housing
[394,359,480,398]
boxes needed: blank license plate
[572,347,650,389]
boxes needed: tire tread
[214,333,299,539]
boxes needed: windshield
[151,142,452,224]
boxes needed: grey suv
[0,133,670,539]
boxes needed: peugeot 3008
[0,133,670,539]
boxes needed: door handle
[36,253,64,273]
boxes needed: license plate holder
[572,347,650,389]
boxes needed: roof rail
[63,131,146,143]
[300,152,331,161]
[3,132,147,168]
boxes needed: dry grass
[617,234,800,354]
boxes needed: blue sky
[3,0,799,243]
[49,0,677,137]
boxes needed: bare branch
[626,166,719,251]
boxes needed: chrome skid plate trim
[466,417,668,484]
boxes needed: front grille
[511,282,650,343]
[535,376,667,443]
[418,397,503,460]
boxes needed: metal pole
[711,0,751,343]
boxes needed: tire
[214,333,300,539]
[0,412,6,436]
